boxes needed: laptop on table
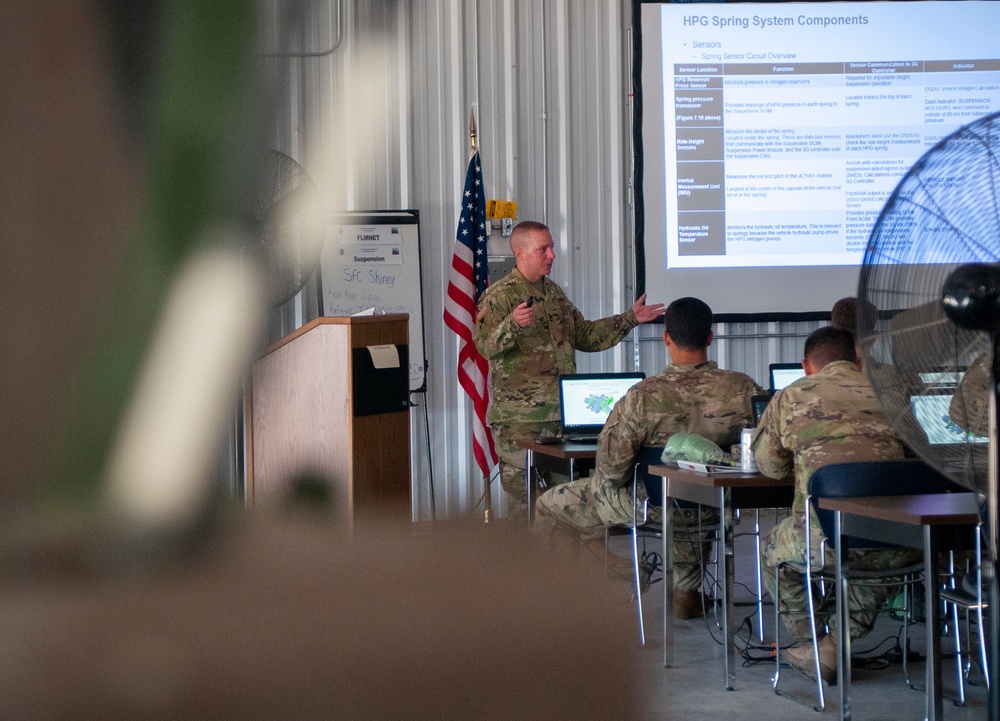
[751,395,772,426]
[910,391,988,446]
[769,362,806,392]
[558,372,645,442]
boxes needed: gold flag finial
[469,110,478,153]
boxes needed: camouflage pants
[492,421,561,520]
[761,515,922,642]
[534,474,718,591]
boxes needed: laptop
[917,369,965,390]
[910,392,988,446]
[769,362,806,392]
[558,372,645,441]
[751,394,772,426]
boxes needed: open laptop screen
[559,373,645,438]
[910,393,988,446]
[770,363,806,392]
[751,395,772,426]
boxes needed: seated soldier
[534,297,763,619]
[831,295,879,367]
[753,326,920,684]
[950,352,990,439]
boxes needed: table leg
[835,510,852,721]
[525,447,534,528]
[663,475,674,668]
[720,487,735,690]
[924,526,942,721]
[754,509,765,642]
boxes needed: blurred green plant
[43,0,262,514]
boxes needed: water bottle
[740,428,757,472]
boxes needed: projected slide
[658,2,1000,271]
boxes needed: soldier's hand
[632,293,666,323]
[512,301,535,327]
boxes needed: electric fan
[858,110,999,719]
[243,149,323,307]
[858,111,1000,495]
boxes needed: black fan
[244,149,322,307]
[858,110,999,719]
[858,111,1000,495]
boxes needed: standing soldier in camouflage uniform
[535,297,763,618]
[475,220,665,519]
[753,326,918,685]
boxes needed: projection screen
[638,0,1000,316]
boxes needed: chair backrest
[807,459,964,547]
[635,446,667,508]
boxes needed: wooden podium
[247,315,411,522]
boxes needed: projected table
[672,58,1000,260]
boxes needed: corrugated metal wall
[259,0,827,520]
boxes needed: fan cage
[245,149,322,307]
[859,111,1000,494]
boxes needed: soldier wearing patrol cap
[534,297,763,619]
[475,221,665,520]
[753,325,919,684]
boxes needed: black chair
[773,458,962,711]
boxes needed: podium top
[257,314,409,359]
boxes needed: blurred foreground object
[0,1,139,513]
[0,520,640,719]
[0,0,266,534]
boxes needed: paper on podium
[367,344,400,369]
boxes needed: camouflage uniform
[535,361,763,590]
[475,268,638,514]
[950,352,990,438]
[753,359,918,642]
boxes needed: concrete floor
[603,525,990,720]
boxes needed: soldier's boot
[672,588,712,620]
[783,634,837,685]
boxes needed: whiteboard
[318,211,426,392]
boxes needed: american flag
[444,150,498,479]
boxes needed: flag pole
[470,110,493,524]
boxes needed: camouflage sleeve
[752,391,793,481]
[593,393,646,490]
[546,282,639,353]
[574,308,639,352]
[474,283,525,361]
[950,352,990,437]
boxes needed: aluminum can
[740,428,757,472]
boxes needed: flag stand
[470,111,493,525]
[444,108,499,525]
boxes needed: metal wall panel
[260,0,831,521]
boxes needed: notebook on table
[769,362,806,392]
[558,372,645,441]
